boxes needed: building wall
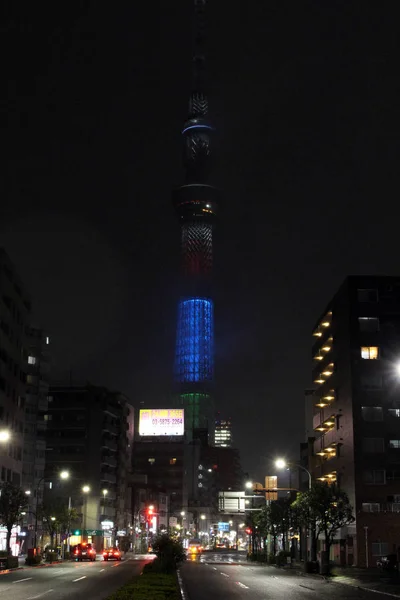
[44,385,133,547]
[0,249,31,486]
[309,276,400,567]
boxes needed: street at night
[0,556,150,600]
[180,553,400,600]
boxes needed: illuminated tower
[172,0,219,435]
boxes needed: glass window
[361,346,379,359]
[389,440,400,449]
[360,374,383,389]
[358,317,380,332]
[358,289,378,302]
[361,406,383,421]
[148,458,155,464]
[372,542,388,556]
[362,438,384,453]
[170,458,177,465]
[362,503,380,512]
[363,470,386,484]
[28,356,36,365]
[388,409,400,418]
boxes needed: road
[0,554,151,600]
[180,552,398,600]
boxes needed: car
[103,547,122,561]
[74,543,96,561]
[187,543,203,555]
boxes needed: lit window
[45,336,50,345]
[389,440,400,449]
[388,409,400,418]
[361,346,379,360]
[170,458,177,465]
[148,458,155,464]
[28,356,36,365]
[358,317,379,332]
[43,415,52,421]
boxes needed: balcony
[313,412,336,434]
[313,363,335,388]
[102,438,117,451]
[102,455,117,468]
[101,471,117,484]
[312,312,333,353]
[314,389,336,408]
[317,470,337,483]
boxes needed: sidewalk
[288,562,400,597]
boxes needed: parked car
[103,547,121,561]
[377,554,398,571]
[74,543,96,561]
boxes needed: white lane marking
[213,567,217,570]
[237,582,249,589]
[13,577,33,584]
[100,568,105,572]
[73,576,87,582]
[220,572,230,577]
[27,589,54,599]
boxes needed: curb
[177,568,189,600]
[0,560,63,575]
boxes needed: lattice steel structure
[172,0,219,431]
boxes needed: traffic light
[245,527,252,535]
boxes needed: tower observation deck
[172,0,220,435]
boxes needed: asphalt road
[0,554,151,600]
[181,552,397,600]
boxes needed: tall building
[172,0,220,437]
[214,414,232,447]
[22,326,50,547]
[309,276,400,567]
[44,384,134,549]
[0,249,31,487]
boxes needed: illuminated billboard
[139,409,184,436]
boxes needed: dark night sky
[2,2,399,479]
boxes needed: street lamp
[245,481,253,489]
[25,490,31,496]
[275,459,312,490]
[200,514,206,520]
[0,429,10,443]
[60,470,70,480]
[82,485,90,542]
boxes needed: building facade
[172,0,220,438]
[0,249,31,486]
[214,414,232,447]
[22,326,50,548]
[310,276,400,567]
[44,384,134,549]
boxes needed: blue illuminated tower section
[172,0,219,434]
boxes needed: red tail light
[75,550,79,554]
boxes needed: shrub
[276,550,291,567]
[25,554,42,566]
[6,556,18,569]
[107,572,180,600]
[151,534,186,572]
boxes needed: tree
[292,481,354,572]
[38,500,79,549]
[254,499,291,557]
[0,482,27,555]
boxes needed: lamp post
[0,429,11,443]
[82,486,90,542]
[275,459,313,561]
